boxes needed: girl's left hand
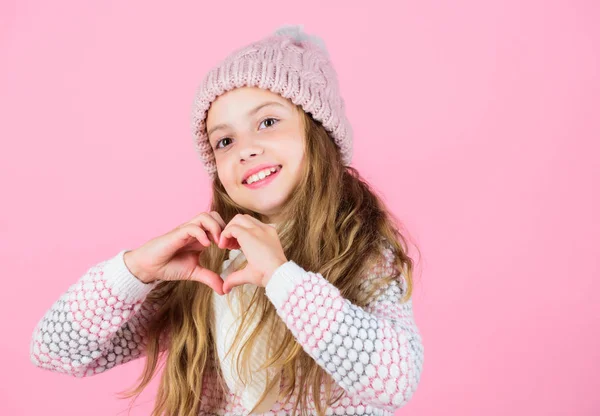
[218,214,288,294]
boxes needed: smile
[243,165,282,189]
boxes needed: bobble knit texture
[30,241,424,415]
[190,24,354,180]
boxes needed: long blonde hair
[118,106,421,416]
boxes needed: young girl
[30,25,424,416]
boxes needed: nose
[238,137,264,162]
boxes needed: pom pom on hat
[274,24,329,57]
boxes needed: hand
[218,214,288,294]
[123,211,227,294]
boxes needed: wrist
[123,250,155,284]
[263,258,288,287]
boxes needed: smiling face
[206,87,307,224]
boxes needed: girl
[30,25,424,416]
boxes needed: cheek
[284,146,306,179]
[216,160,235,187]
[292,141,307,167]
[280,135,306,159]
[219,170,237,188]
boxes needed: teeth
[246,166,279,184]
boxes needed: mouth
[242,165,282,187]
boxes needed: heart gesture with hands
[218,214,288,294]
[122,211,287,296]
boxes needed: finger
[240,214,267,228]
[219,232,240,250]
[186,212,223,244]
[219,224,247,249]
[209,211,227,229]
[205,211,227,242]
[200,213,224,244]
[223,268,251,294]
[242,215,279,236]
[191,267,225,295]
[219,215,254,249]
[171,225,208,250]
[227,214,256,229]
[179,224,211,248]
[177,238,207,253]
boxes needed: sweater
[30,241,424,415]
[214,248,285,414]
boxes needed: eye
[214,118,279,150]
[259,117,279,129]
[215,137,232,150]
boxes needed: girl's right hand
[123,211,233,294]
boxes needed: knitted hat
[190,24,353,180]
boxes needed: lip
[243,167,281,189]
[242,164,282,184]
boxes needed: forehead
[206,87,292,123]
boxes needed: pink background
[1,0,599,415]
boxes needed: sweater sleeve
[30,249,166,377]
[264,243,424,412]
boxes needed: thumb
[223,267,252,294]
[190,266,225,295]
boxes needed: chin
[251,196,288,214]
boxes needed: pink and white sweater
[30,242,424,415]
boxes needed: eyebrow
[207,101,287,139]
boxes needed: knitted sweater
[30,242,424,415]
[213,248,285,413]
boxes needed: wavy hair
[117,106,421,416]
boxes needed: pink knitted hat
[190,24,353,180]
